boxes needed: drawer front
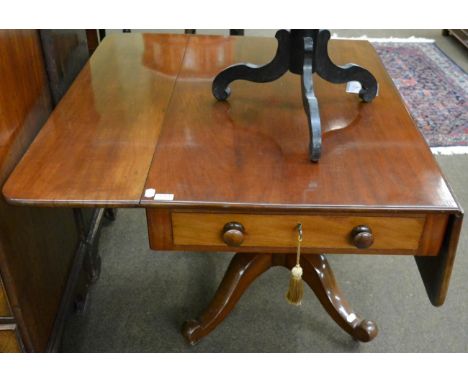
[171,212,425,251]
[0,325,22,352]
[0,278,12,318]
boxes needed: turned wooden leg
[182,253,273,345]
[286,253,378,342]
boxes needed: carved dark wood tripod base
[182,253,378,345]
[212,29,378,162]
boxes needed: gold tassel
[286,223,304,305]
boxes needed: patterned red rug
[372,41,467,154]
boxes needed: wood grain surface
[0,327,22,352]
[171,211,425,251]
[3,33,189,207]
[0,30,79,352]
[141,35,458,211]
[39,30,90,105]
[0,278,12,317]
[416,212,464,306]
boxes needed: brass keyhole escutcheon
[222,222,245,246]
[351,225,374,249]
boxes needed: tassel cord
[295,224,302,267]
[286,223,305,305]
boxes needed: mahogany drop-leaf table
[2,33,463,346]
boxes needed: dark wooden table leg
[182,253,272,345]
[314,29,378,102]
[103,208,117,223]
[289,253,378,342]
[212,30,290,101]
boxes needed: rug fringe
[331,34,435,43]
[431,146,468,155]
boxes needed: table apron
[145,209,449,256]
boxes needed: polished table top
[2,33,460,214]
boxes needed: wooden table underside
[2,33,463,345]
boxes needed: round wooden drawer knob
[351,225,374,249]
[222,222,245,246]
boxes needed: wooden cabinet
[0,276,19,352]
[0,30,90,352]
[0,278,12,317]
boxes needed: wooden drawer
[0,278,12,318]
[170,212,427,253]
[0,325,22,352]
